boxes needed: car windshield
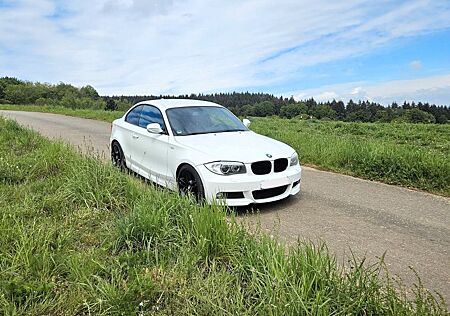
[166,106,248,136]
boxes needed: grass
[252,117,450,196]
[1,104,449,195]
[0,117,448,315]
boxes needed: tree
[80,85,99,99]
[253,101,275,116]
[1,76,450,123]
[280,103,308,118]
[240,104,255,116]
[374,109,394,122]
[346,99,357,114]
[3,85,23,103]
[310,104,336,120]
[60,94,77,109]
[436,114,448,124]
[330,100,345,119]
[347,109,372,122]
[105,98,118,111]
[396,108,436,123]
[54,83,79,100]
[0,77,24,99]
[305,98,317,109]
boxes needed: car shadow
[229,194,301,217]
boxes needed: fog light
[216,192,245,199]
[216,192,225,199]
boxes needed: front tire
[177,165,205,202]
[111,142,126,171]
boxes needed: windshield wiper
[181,129,247,136]
[182,132,210,136]
[217,129,247,133]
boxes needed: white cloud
[314,91,339,102]
[0,0,449,97]
[409,60,422,71]
[292,74,450,105]
[349,87,370,101]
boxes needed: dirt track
[2,110,449,302]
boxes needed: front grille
[251,161,271,175]
[274,158,288,172]
[252,185,288,200]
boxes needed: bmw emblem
[266,153,272,158]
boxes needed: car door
[135,105,170,186]
[122,105,143,173]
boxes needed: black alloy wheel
[111,142,126,171]
[177,165,205,202]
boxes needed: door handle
[132,134,139,139]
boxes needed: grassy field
[1,104,449,196]
[0,117,448,314]
[252,117,450,196]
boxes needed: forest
[1,77,449,124]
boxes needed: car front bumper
[196,164,302,206]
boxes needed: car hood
[174,131,295,163]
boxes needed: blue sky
[1,0,450,104]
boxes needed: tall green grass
[252,117,450,196]
[0,118,447,314]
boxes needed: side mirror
[146,123,163,134]
[243,118,251,128]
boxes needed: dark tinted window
[139,105,166,131]
[125,105,143,126]
[166,106,247,136]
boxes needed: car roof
[135,98,222,110]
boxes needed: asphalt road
[2,110,449,302]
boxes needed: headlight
[204,161,246,175]
[290,152,299,166]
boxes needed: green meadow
[0,118,447,314]
[252,117,450,196]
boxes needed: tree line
[1,77,449,124]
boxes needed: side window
[139,105,166,132]
[125,105,143,126]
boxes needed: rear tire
[177,165,205,202]
[111,142,126,171]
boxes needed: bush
[280,103,308,118]
[253,101,276,117]
[395,108,436,124]
[105,99,118,111]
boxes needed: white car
[110,99,301,206]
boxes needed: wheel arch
[175,162,206,202]
[176,162,195,179]
[111,139,121,148]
